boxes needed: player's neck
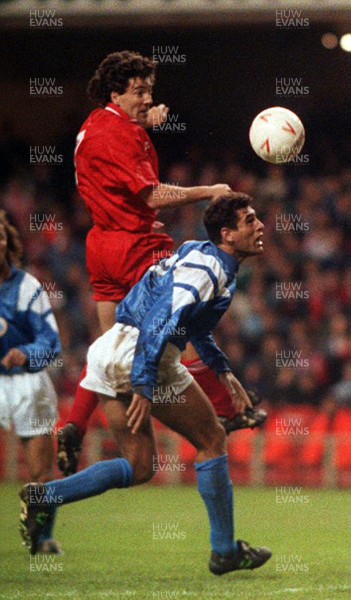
[217,243,245,264]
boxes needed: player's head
[87,50,156,126]
[203,193,264,260]
[0,210,23,269]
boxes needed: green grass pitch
[1,482,350,600]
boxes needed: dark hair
[0,210,23,267]
[87,50,156,106]
[203,193,253,244]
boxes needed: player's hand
[145,104,169,129]
[209,184,233,202]
[1,348,28,370]
[218,372,253,414]
[126,393,151,434]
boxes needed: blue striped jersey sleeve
[130,248,232,401]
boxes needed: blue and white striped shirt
[0,266,61,375]
[117,240,240,400]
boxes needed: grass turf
[1,482,350,600]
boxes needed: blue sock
[38,506,57,545]
[43,458,134,506]
[195,454,237,558]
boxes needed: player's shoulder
[16,270,54,314]
[19,269,41,289]
[83,107,146,147]
[17,270,42,301]
[176,241,230,280]
[5,268,42,310]
[80,107,122,137]
[88,106,136,130]
[7,266,35,288]
[79,107,104,131]
[177,240,218,261]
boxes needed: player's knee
[135,468,154,485]
[204,421,227,455]
[130,458,154,485]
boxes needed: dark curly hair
[87,50,157,106]
[0,210,23,268]
[203,193,253,244]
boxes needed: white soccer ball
[249,106,305,164]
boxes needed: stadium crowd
[1,133,350,418]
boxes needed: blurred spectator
[295,372,323,407]
[330,361,351,408]
[270,368,299,406]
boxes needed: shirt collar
[105,103,137,123]
[210,242,240,277]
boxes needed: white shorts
[0,370,57,437]
[81,323,193,401]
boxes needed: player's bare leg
[101,386,226,481]
[103,395,156,484]
[20,384,271,568]
[152,379,226,462]
[151,380,271,574]
[58,332,265,477]
[21,393,153,554]
[57,300,120,476]
[21,434,54,482]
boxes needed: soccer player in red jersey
[75,51,232,330]
[58,51,265,475]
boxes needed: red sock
[67,364,99,435]
[182,358,237,420]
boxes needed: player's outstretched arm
[142,183,233,210]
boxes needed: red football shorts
[86,225,174,302]
[183,359,237,420]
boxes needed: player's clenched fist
[209,184,233,202]
[126,393,151,434]
[145,104,169,129]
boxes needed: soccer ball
[249,106,305,164]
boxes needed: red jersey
[75,103,159,233]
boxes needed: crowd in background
[1,130,351,417]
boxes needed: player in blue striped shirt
[20,193,271,574]
[0,210,61,553]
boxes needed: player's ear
[110,91,120,105]
[221,227,236,244]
